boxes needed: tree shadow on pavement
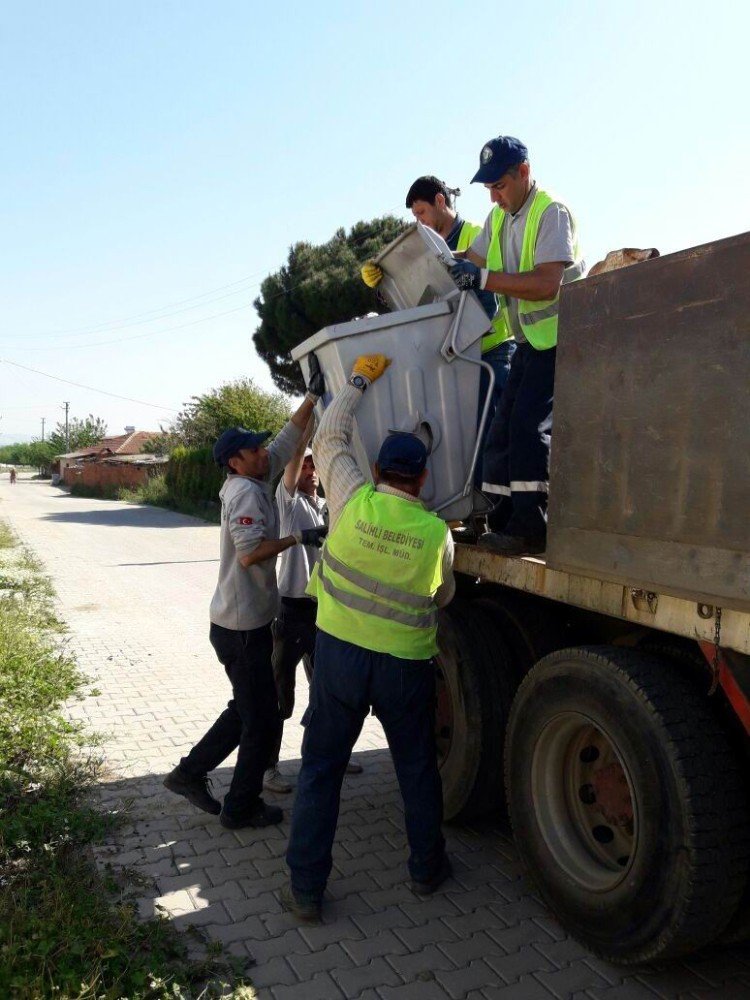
[91,750,750,997]
[41,507,212,529]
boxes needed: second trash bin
[292,223,492,522]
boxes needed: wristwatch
[348,374,368,392]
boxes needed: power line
[19,269,269,341]
[14,301,252,352]
[5,207,408,352]
[0,359,179,412]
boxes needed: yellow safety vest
[307,484,447,660]
[455,220,510,355]
[487,188,583,350]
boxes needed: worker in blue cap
[164,375,328,830]
[281,354,455,923]
[450,136,586,555]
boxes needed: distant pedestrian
[9,468,16,485]
[163,370,327,830]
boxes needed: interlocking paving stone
[4,475,748,1000]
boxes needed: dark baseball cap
[213,427,271,467]
[377,432,428,478]
[471,136,528,184]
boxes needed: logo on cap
[481,145,494,164]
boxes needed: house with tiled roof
[56,428,168,492]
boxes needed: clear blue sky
[1,0,748,442]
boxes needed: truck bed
[454,542,750,656]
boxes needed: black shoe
[163,766,221,815]
[279,882,322,923]
[219,799,283,829]
[410,855,453,896]
[478,532,546,557]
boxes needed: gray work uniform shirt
[470,182,579,343]
[209,421,302,631]
[276,480,327,599]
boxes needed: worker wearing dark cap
[450,136,585,555]
[281,354,455,923]
[164,380,328,830]
[361,176,515,479]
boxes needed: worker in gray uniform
[264,430,365,793]
[164,373,327,829]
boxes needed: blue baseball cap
[471,136,528,184]
[377,432,428,478]
[213,427,271,467]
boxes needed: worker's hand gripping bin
[292,223,492,522]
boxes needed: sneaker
[279,881,322,923]
[163,766,221,815]
[263,765,292,793]
[219,799,283,829]
[345,761,363,775]
[478,532,546,557]
[410,855,453,896]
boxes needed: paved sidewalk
[2,475,749,1000]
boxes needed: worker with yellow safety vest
[281,354,455,923]
[450,136,585,556]
[362,175,516,484]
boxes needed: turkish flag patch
[237,517,254,525]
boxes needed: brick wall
[63,462,159,492]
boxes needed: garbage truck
[292,225,750,965]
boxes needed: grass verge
[0,521,253,998]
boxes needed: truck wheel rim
[530,712,637,892]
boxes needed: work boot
[345,761,363,775]
[263,765,292,793]
[279,882,322,923]
[410,854,453,896]
[219,799,283,830]
[163,765,221,815]
[479,531,546,557]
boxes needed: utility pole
[41,417,45,442]
[63,401,70,451]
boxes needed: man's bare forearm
[483,262,565,301]
[238,536,296,568]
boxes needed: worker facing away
[450,136,585,556]
[362,175,515,482]
[264,434,363,793]
[163,375,328,829]
[282,354,456,923]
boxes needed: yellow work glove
[361,260,383,288]
[352,354,392,383]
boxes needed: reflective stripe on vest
[308,484,447,659]
[454,220,510,355]
[486,188,583,350]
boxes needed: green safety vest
[455,220,510,355]
[486,188,583,350]
[307,484,447,660]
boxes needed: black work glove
[296,525,328,548]
[306,352,326,400]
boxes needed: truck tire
[435,599,514,821]
[638,636,750,944]
[505,646,750,964]
[471,586,569,678]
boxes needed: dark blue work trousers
[180,622,279,817]
[475,339,517,486]
[482,342,556,538]
[286,630,445,898]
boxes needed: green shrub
[0,522,253,998]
